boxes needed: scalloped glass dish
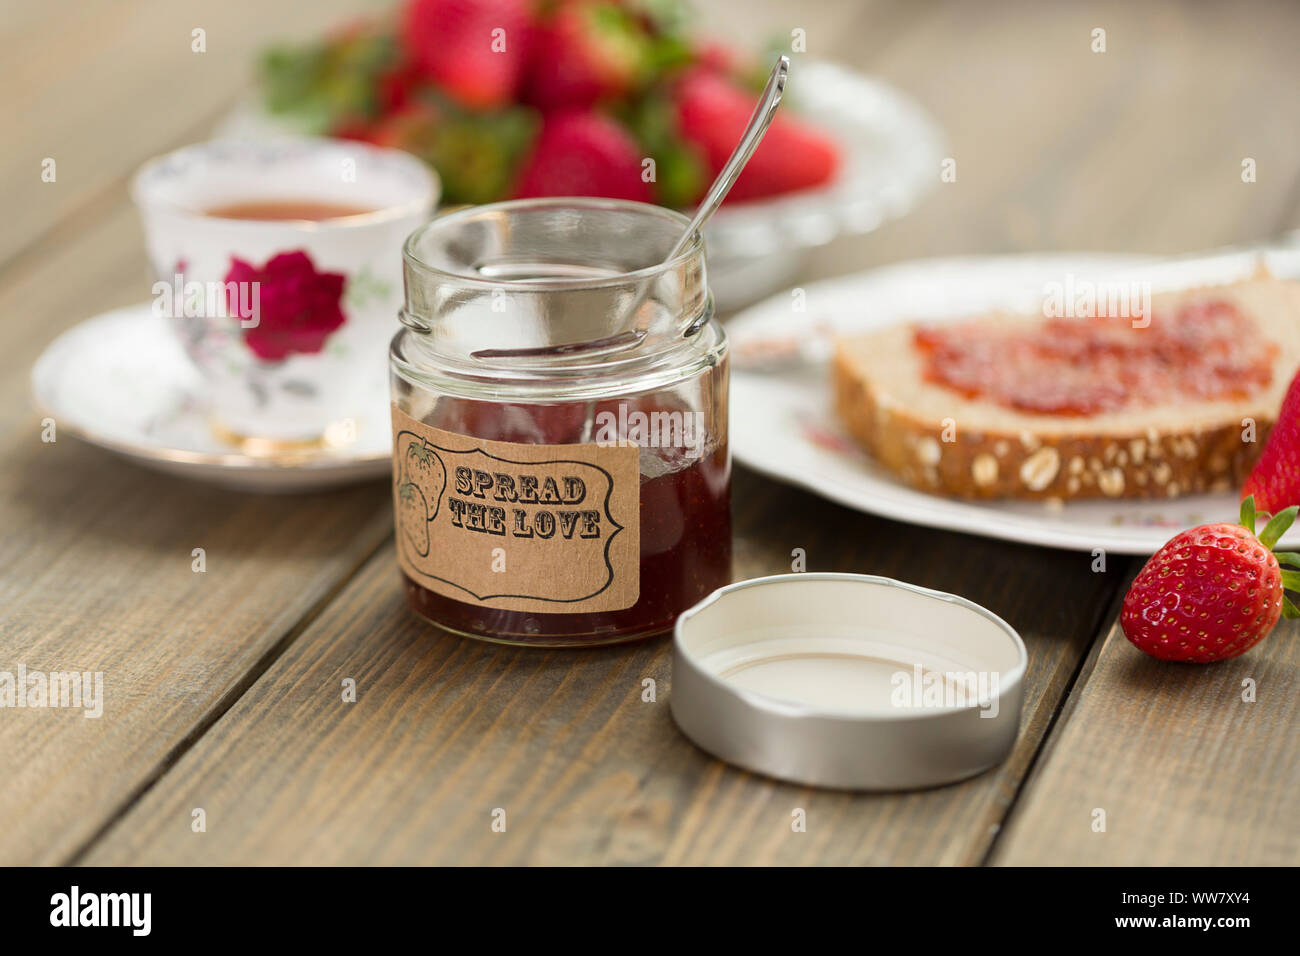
[214,59,947,311]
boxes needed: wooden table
[3,0,1298,866]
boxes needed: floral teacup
[132,138,438,445]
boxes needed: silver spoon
[668,54,789,267]
[626,54,790,332]
[468,55,790,364]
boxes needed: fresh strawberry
[674,67,840,202]
[1120,496,1300,662]
[1242,366,1300,513]
[403,0,532,109]
[523,1,653,110]
[376,58,423,115]
[693,39,743,76]
[361,100,538,205]
[514,109,651,201]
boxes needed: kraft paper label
[392,405,640,614]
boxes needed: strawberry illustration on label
[395,434,447,558]
[397,480,431,557]
[404,439,447,518]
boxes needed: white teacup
[132,138,438,444]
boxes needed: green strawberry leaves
[1240,494,1298,548]
[398,95,538,205]
[620,91,708,208]
[1242,494,1300,618]
[262,30,400,132]
[1257,506,1298,550]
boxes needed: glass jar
[390,198,731,647]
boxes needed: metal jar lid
[670,573,1028,790]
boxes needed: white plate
[216,60,947,312]
[729,248,1300,554]
[31,304,391,492]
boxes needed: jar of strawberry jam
[390,198,731,647]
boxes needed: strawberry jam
[400,398,732,645]
[914,300,1276,416]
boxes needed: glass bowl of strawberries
[227,0,945,311]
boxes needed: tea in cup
[132,138,438,445]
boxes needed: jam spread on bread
[913,300,1276,416]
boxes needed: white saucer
[31,303,392,492]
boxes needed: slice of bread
[832,277,1300,500]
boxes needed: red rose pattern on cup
[224,250,347,361]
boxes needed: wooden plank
[689,0,885,54]
[809,0,1300,282]
[0,0,397,865]
[0,194,393,865]
[0,0,378,269]
[991,615,1300,865]
[83,467,1122,865]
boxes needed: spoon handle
[667,54,790,263]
